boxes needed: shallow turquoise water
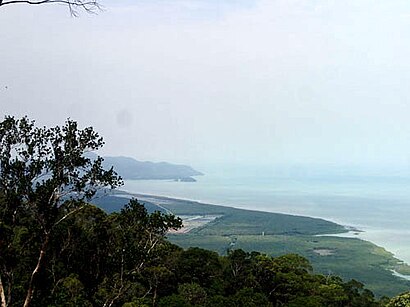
[122,166,410,264]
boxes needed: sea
[122,164,410,265]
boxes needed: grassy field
[94,192,410,297]
[134,194,347,236]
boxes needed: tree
[177,283,207,306]
[96,199,182,307]
[176,247,223,291]
[231,288,272,307]
[386,292,410,307]
[0,116,122,307]
[224,249,259,295]
[0,0,101,16]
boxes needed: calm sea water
[122,165,410,264]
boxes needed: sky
[1,0,410,171]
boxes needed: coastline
[118,189,410,272]
[120,174,410,265]
[100,189,410,295]
[120,189,348,231]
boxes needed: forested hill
[96,154,203,180]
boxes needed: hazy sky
[1,0,410,169]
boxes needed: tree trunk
[0,273,6,307]
[23,234,49,307]
[152,287,157,307]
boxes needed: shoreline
[119,190,407,255]
[121,189,353,224]
[115,189,410,280]
[154,192,410,267]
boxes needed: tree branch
[0,273,6,307]
[0,0,101,16]
[23,234,50,307]
[53,204,86,227]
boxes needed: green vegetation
[126,195,410,298]
[1,117,409,306]
[386,292,410,306]
[170,234,410,297]
[134,194,346,236]
[0,116,122,307]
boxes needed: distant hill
[101,156,203,180]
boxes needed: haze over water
[2,0,410,270]
[123,164,410,265]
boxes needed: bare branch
[53,204,86,227]
[0,0,101,16]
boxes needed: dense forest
[0,117,409,306]
[0,195,391,307]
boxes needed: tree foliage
[0,116,121,307]
[387,292,410,307]
[0,117,389,307]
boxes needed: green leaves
[0,116,122,306]
[0,116,122,209]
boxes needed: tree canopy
[0,116,122,306]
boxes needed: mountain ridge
[101,155,203,180]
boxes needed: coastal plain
[93,192,410,297]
